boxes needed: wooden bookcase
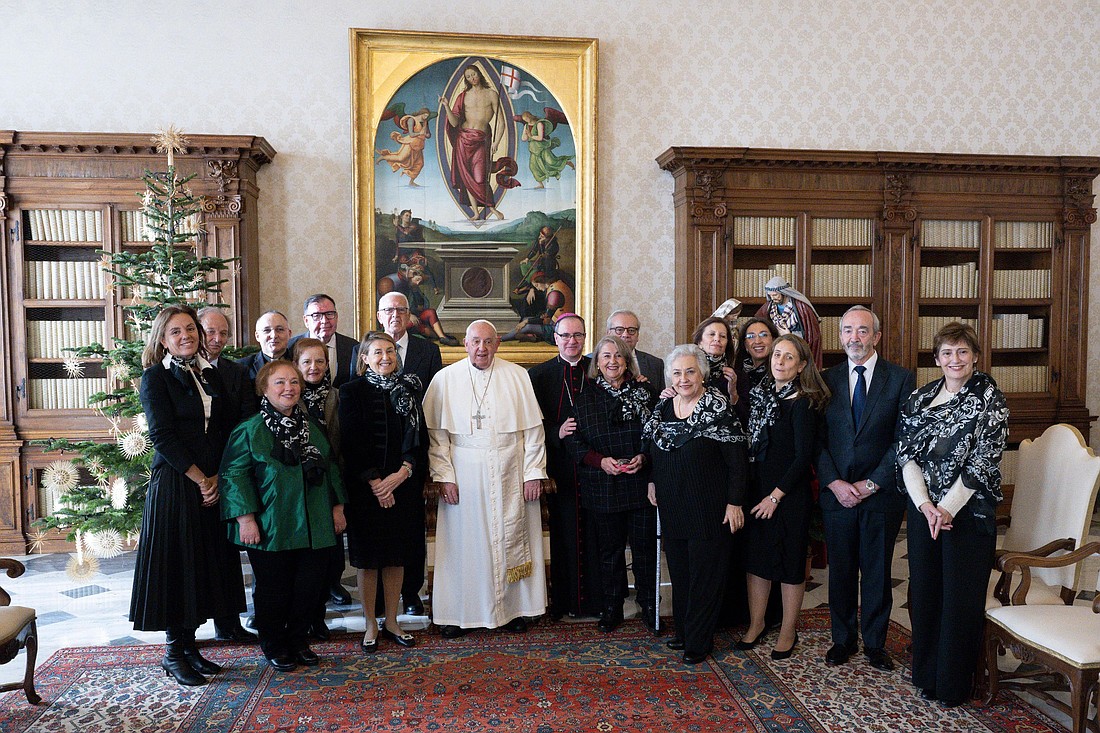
[0,131,275,553]
[657,147,1099,445]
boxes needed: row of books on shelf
[921,220,981,249]
[991,314,1045,349]
[810,264,871,298]
[810,218,875,248]
[916,317,978,350]
[24,209,103,243]
[28,378,109,410]
[119,210,201,241]
[731,217,797,248]
[992,269,1051,299]
[994,221,1054,249]
[915,366,1047,393]
[24,261,105,300]
[27,320,107,359]
[730,264,797,299]
[919,263,979,298]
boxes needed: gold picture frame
[350,29,598,365]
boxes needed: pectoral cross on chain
[473,408,485,430]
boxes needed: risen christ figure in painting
[440,65,507,220]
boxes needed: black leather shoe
[864,647,894,671]
[294,648,320,666]
[597,608,623,633]
[440,625,470,639]
[825,642,857,666]
[403,597,426,616]
[665,637,685,651]
[734,632,763,651]
[182,647,223,675]
[682,651,707,665]
[214,624,256,643]
[640,607,661,636]
[770,633,799,660]
[380,627,416,648]
[918,688,936,701]
[503,617,528,633]
[308,623,331,642]
[161,655,207,686]
[267,655,297,672]
[329,584,353,606]
[360,635,378,654]
[940,697,966,708]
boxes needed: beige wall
[6,0,1100,438]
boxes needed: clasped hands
[918,502,954,540]
[828,479,875,509]
[197,475,219,508]
[600,454,644,476]
[369,469,406,509]
[440,479,543,505]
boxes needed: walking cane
[653,512,662,633]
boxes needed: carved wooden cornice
[201,194,242,218]
[4,132,275,167]
[658,146,1100,177]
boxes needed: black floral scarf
[259,396,326,485]
[643,386,745,451]
[595,375,653,422]
[169,354,214,395]
[895,370,1008,525]
[747,378,799,463]
[364,370,423,454]
[300,372,331,426]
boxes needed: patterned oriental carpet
[0,608,1067,733]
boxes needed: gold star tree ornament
[152,126,189,169]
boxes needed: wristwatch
[768,495,779,504]
[866,479,878,494]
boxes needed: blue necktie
[852,365,867,427]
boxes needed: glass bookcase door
[989,220,1053,396]
[14,207,111,427]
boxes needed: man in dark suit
[529,314,603,621]
[605,310,664,388]
[237,310,292,380]
[197,306,257,642]
[199,307,257,423]
[288,294,358,389]
[816,305,915,671]
[371,290,442,616]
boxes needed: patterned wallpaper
[5,0,1100,439]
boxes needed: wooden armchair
[989,424,1100,609]
[984,542,1100,733]
[0,558,41,704]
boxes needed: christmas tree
[36,127,240,577]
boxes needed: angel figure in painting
[753,276,822,367]
[439,65,518,221]
[375,105,437,187]
[518,110,574,188]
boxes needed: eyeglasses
[744,332,770,340]
[306,311,337,322]
[609,326,639,336]
[260,326,289,335]
[379,307,410,315]
[555,332,586,341]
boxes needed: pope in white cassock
[423,320,548,638]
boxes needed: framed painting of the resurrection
[351,29,598,364]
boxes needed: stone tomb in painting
[434,242,520,333]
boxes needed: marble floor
[2,514,1098,726]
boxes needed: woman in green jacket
[220,360,347,672]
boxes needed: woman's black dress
[339,378,424,569]
[130,361,243,631]
[744,394,817,585]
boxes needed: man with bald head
[423,320,548,638]
[237,310,292,380]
